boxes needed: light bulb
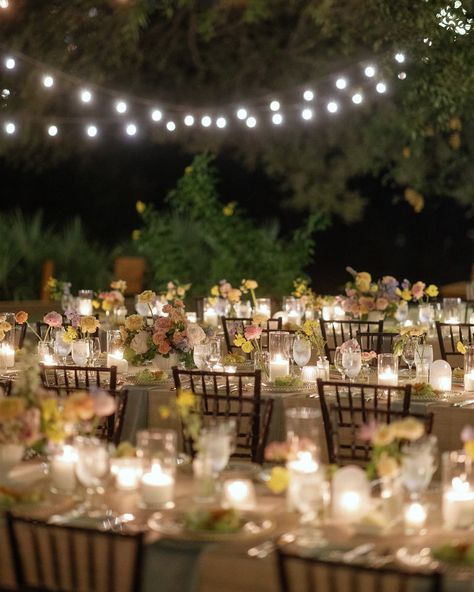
[184,114,194,126]
[335,77,347,89]
[303,89,314,101]
[270,100,280,111]
[364,65,376,78]
[0,1,9,9]
[201,115,212,127]
[4,57,15,70]
[272,113,283,125]
[216,116,227,128]
[398,72,407,80]
[166,121,176,132]
[4,121,15,134]
[327,101,339,113]
[80,89,92,103]
[47,125,58,137]
[236,108,247,120]
[1,88,10,98]
[115,100,127,114]
[395,52,405,63]
[376,82,387,94]
[86,125,98,138]
[125,123,137,136]
[301,108,313,120]
[42,75,54,88]
[246,116,257,128]
[351,93,363,104]
[151,109,162,122]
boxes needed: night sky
[1,141,472,294]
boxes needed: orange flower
[15,311,28,324]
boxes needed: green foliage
[136,154,325,297]
[0,211,111,300]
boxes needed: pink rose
[43,311,63,328]
[152,331,166,346]
[92,390,116,417]
[158,341,171,355]
[244,325,262,341]
[411,281,426,301]
[359,297,375,312]
[358,420,378,442]
[264,441,291,462]
[376,297,389,311]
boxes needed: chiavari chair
[356,331,399,355]
[320,319,383,363]
[222,316,283,354]
[435,321,474,367]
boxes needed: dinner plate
[148,509,274,542]
[262,383,316,394]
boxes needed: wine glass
[88,337,102,366]
[74,436,110,515]
[341,350,362,382]
[53,329,71,364]
[193,343,211,370]
[208,338,222,369]
[293,336,311,369]
[402,338,416,378]
[290,470,330,548]
[401,435,438,500]
[72,339,90,366]
[334,346,346,380]
[198,427,231,475]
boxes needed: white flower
[130,330,149,354]
[186,323,206,347]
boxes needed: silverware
[451,399,474,408]
[247,532,295,559]
[340,542,375,563]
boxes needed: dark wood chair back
[0,378,12,396]
[6,512,145,592]
[356,331,399,355]
[172,367,272,464]
[277,548,442,592]
[320,319,383,363]
[15,322,27,349]
[39,364,127,445]
[316,379,433,467]
[222,316,282,354]
[465,300,474,323]
[435,321,474,366]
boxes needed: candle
[322,305,334,321]
[78,298,93,316]
[140,463,174,507]
[224,365,237,373]
[287,310,302,326]
[106,350,128,374]
[443,477,474,529]
[301,365,318,383]
[430,360,452,391]
[204,308,218,327]
[333,305,345,320]
[222,479,256,510]
[50,445,77,493]
[287,450,321,511]
[403,320,413,327]
[378,369,398,386]
[377,354,398,386]
[257,304,271,317]
[0,343,15,369]
[404,502,427,533]
[43,353,57,366]
[113,461,142,491]
[186,312,197,323]
[332,466,371,523]
[269,353,289,382]
[465,372,474,392]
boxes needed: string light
[184,114,194,126]
[327,101,339,113]
[166,121,176,132]
[364,65,376,78]
[0,0,9,9]
[272,113,283,125]
[301,108,313,120]
[4,122,15,134]
[394,52,405,63]
[115,100,127,114]
[270,100,280,111]
[1,88,10,98]
[335,77,347,89]
[151,109,162,122]
[398,72,407,80]
[351,92,363,104]
[376,82,387,94]
[86,124,98,138]
[303,89,314,101]
[201,115,212,127]
[125,123,137,136]
[47,124,58,137]
[42,74,54,88]
[216,116,227,129]
[236,108,247,120]
[246,116,257,128]
[80,89,93,103]
[4,57,15,70]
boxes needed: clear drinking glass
[74,436,110,513]
[208,338,222,369]
[401,435,438,500]
[72,339,90,366]
[402,337,417,378]
[341,351,362,382]
[54,329,72,364]
[193,343,211,370]
[88,337,101,366]
[198,427,231,475]
[334,346,346,380]
[293,336,311,368]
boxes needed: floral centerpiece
[45,276,72,304]
[162,280,192,305]
[393,325,429,356]
[296,320,326,357]
[15,310,66,343]
[358,416,425,480]
[232,313,269,378]
[341,268,401,319]
[94,280,127,314]
[208,280,243,317]
[240,279,259,309]
[396,279,439,303]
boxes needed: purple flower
[65,308,80,328]
[461,425,474,443]
[358,420,378,441]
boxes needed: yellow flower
[242,341,254,354]
[457,341,466,355]
[401,289,412,301]
[266,466,289,494]
[244,279,258,290]
[376,452,400,478]
[40,397,60,423]
[223,201,236,216]
[159,405,171,419]
[124,314,145,332]
[233,334,246,347]
[136,200,146,214]
[425,284,438,298]
[138,290,156,304]
[0,397,25,421]
[210,285,219,297]
[176,390,196,411]
[449,132,461,151]
[402,147,411,158]
[227,288,242,303]
[449,116,462,131]
[132,229,141,241]
[355,272,372,293]
[465,441,474,462]
[80,315,100,334]
[391,417,425,441]
[404,187,424,213]
[92,300,100,310]
[372,424,395,447]
[62,326,78,344]
[185,166,193,175]
[102,300,113,312]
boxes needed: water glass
[74,436,110,512]
[334,346,346,380]
[293,336,311,368]
[88,337,101,366]
[72,339,90,366]
[341,351,362,382]
[54,329,72,364]
[418,304,434,325]
[198,427,231,474]
[193,343,211,370]
[402,337,417,377]
[208,338,222,368]
[401,435,438,499]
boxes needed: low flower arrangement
[296,320,326,357]
[340,268,401,319]
[232,313,269,354]
[45,276,72,303]
[396,279,439,303]
[162,280,191,305]
[208,280,242,315]
[94,280,127,313]
[392,325,429,357]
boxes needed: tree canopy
[1,0,474,220]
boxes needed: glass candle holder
[322,305,334,321]
[442,450,474,529]
[115,305,128,325]
[285,407,320,456]
[38,341,56,366]
[316,356,330,380]
[0,342,15,369]
[255,298,271,317]
[222,479,257,511]
[269,331,290,381]
[106,330,128,373]
[49,445,77,494]
[77,290,94,316]
[135,294,152,317]
[110,457,143,491]
[430,359,452,391]
[203,305,219,328]
[377,353,399,386]
[404,501,427,534]
[443,297,462,324]
[331,466,371,523]
[137,429,176,509]
[464,345,474,392]
[301,365,318,383]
